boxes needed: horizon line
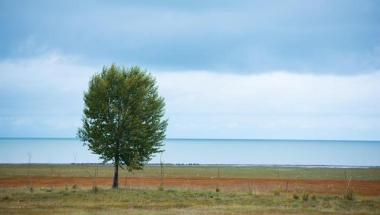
[0,137,379,142]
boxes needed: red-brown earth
[1,176,379,196]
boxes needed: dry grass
[1,186,379,215]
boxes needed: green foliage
[77,64,168,187]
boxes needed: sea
[0,138,379,167]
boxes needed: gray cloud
[1,0,379,73]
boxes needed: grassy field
[1,164,379,179]
[1,186,379,215]
[0,164,379,214]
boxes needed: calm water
[0,138,379,166]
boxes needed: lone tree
[77,64,168,188]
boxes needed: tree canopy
[77,64,168,188]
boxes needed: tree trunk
[112,160,119,188]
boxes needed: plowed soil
[1,176,379,196]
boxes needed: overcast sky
[1,0,379,140]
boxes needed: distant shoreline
[1,137,380,142]
[1,163,379,168]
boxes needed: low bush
[302,192,309,201]
[311,195,317,201]
[293,193,299,200]
[274,188,280,196]
[27,186,34,193]
[344,188,354,201]
[92,185,98,194]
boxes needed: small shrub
[248,184,258,196]
[274,188,280,196]
[208,191,214,198]
[248,185,253,196]
[2,196,10,201]
[311,195,317,201]
[27,186,34,193]
[158,185,164,191]
[293,193,299,200]
[92,185,98,194]
[302,192,309,201]
[72,184,77,189]
[61,192,69,196]
[166,189,176,193]
[215,186,220,193]
[344,188,354,201]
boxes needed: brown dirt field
[1,176,379,196]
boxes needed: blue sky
[0,0,379,140]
